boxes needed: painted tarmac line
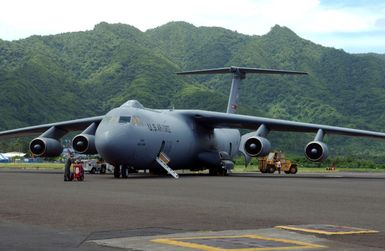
[91,228,328,251]
[152,234,326,251]
[275,225,379,235]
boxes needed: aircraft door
[158,140,173,156]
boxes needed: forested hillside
[1,21,385,157]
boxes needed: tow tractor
[258,151,298,174]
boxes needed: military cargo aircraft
[1,66,385,178]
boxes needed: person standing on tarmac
[64,155,73,181]
[276,160,282,174]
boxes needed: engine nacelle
[243,136,271,157]
[29,137,63,157]
[72,134,97,154]
[304,141,329,162]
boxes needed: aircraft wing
[0,116,104,139]
[179,110,385,139]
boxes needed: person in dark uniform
[64,155,73,181]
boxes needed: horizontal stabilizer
[177,66,307,77]
[177,66,307,114]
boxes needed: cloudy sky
[0,0,384,53]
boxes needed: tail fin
[177,66,307,114]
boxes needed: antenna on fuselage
[177,66,307,114]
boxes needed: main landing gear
[113,165,137,178]
[209,167,228,176]
[113,165,121,178]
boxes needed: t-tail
[177,66,307,114]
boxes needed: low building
[0,153,9,163]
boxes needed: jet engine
[304,141,329,162]
[29,137,63,157]
[243,136,271,157]
[72,134,97,154]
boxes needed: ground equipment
[258,151,297,174]
[71,162,84,181]
[82,159,108,174]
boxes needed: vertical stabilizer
[226,69,244,114]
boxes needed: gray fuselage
[95,101,240,171]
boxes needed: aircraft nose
[95,127,133,164]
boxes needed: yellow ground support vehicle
[258,151,298,174]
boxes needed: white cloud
[0,0,384,53]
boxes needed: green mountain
[1,21,385,158]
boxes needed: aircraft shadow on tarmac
[1,168,385,181]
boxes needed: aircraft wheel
[100,164,106,174]
[218,168,227,176]
[209,168,216,176]
[209,167,227,176]
[113,166,121,178]
[121,165,128,178]
[267,165,276,173]
[289,165,298,174]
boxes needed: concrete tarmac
[0,169,384,250]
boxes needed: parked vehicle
[82,159,113,174]
[258,151,297,174]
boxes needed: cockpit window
[119,116,131,124]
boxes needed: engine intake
[304,141,329,162]
[72,134,97,154]
[30,137,63,157]
[244,136,271,157]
